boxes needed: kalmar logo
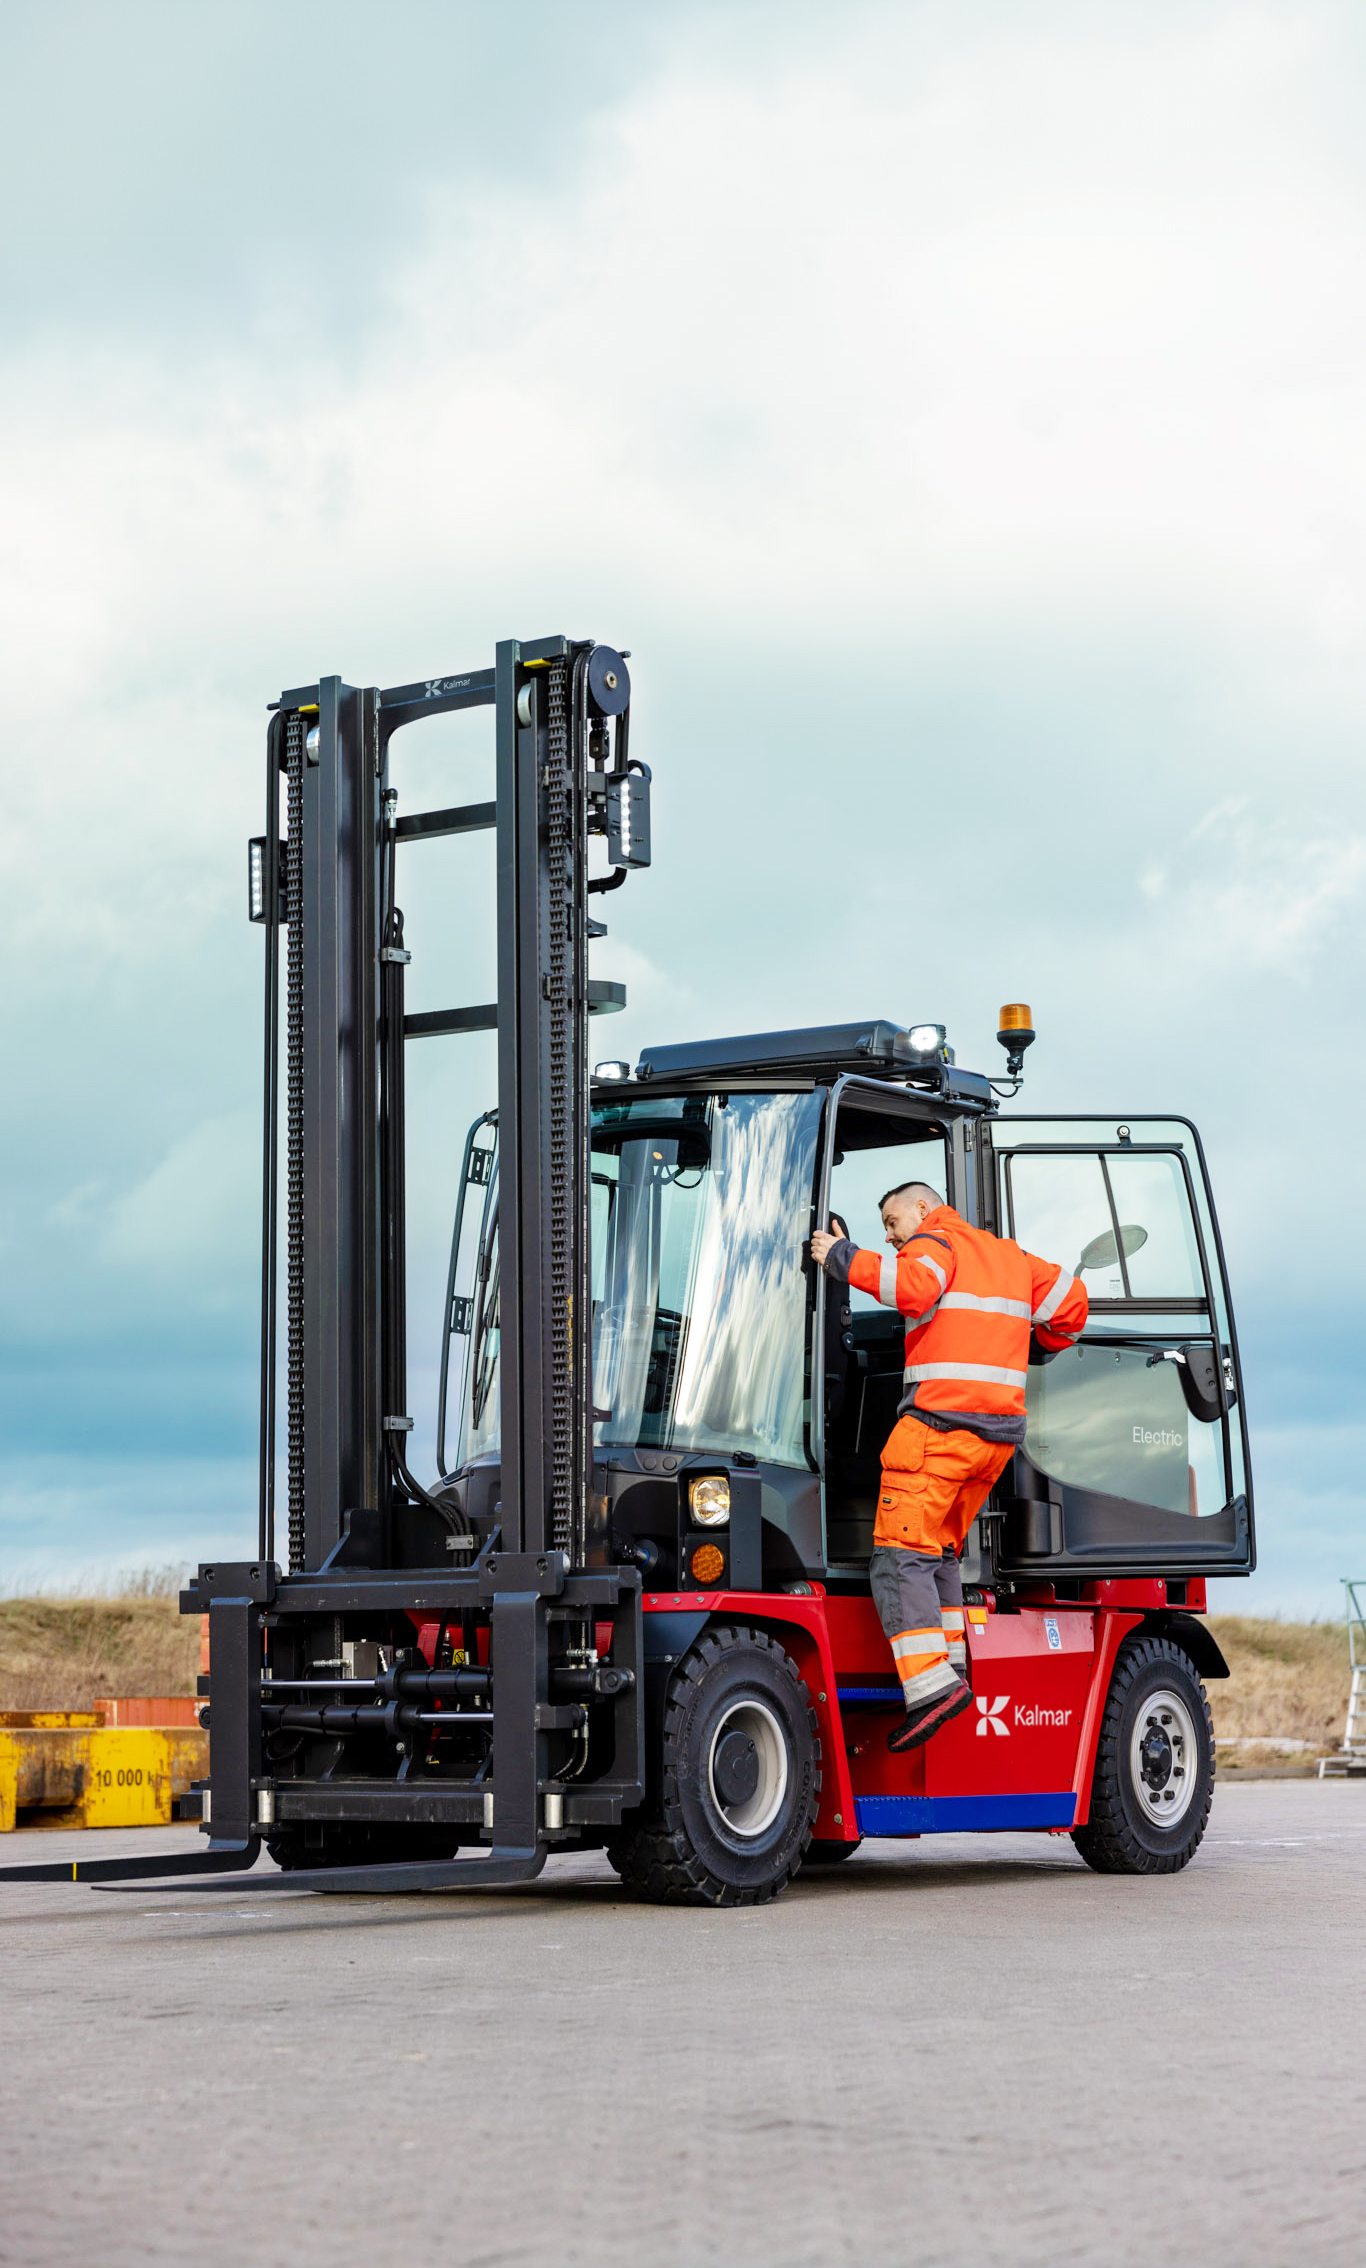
[976,1695,1010,1737]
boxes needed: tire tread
[607,1624,820,1907]
[1072,1634,1214,1876]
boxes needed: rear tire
[606,1624,820,1906]
[1072,1635,1214,1876]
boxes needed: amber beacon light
[997,1002,1036,1082]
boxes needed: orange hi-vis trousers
[869,1417,1014,1706]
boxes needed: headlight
[689,1475,731,1526]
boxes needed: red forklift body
[407,1581,1189,1843]
[635,1587,1164,1842]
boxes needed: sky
[0,0,1362,1614]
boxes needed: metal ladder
[1318,1580,1366,1777]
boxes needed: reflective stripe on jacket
[824,1205,1088,1439]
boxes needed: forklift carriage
[5,636,1252,1900]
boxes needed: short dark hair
[879,1179,944,1213]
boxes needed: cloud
[1113,800,1366,981]
[0,1452,258,1586]
[0,0,655,353]
[98,1111,259,1284]
[0,0,1363,1603]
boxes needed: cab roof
[632,1019,994,1107]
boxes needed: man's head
[879,1180,944,1249]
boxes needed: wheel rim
[706,1698,790,1839]
[1129,1686,1199,1829]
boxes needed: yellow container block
[79,1730,173,1829]
[159,1726,210,1803]
[0,1725,201,1832]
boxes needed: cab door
[815,1078,953,1568]
[981,1115,1253,1576]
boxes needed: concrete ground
[0,1780,1362,2268]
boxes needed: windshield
[591,1089,823,1467]
[458,1088,824,1471]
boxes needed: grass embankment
[0,1577,199,1713]
[0,1592,1353,1760]
[1206,1616,1352,1766]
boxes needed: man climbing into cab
[811,1182,1088,1752]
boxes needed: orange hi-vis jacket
[824,1205,1089,1443]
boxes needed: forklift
[2,635,1253,1901]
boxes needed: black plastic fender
[1137,1611,1230,1681]
[638,1610,710,1793]
[642,1611,710,1707]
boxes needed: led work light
[689,1475,731,1526]
[248,837,287,925]
[905,1022,954,1066]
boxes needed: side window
[822,1104,949,1566]
[829,1132,949,1311]
[590,1160,618,1304]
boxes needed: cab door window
[1105,1151,1205,1301]
[1027,1341,1222,1520]
[992,1121,1251,1569]
[1004,1150,1204,1305]
[1005,1151,1127,1300]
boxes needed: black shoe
[887,1678,972,1753]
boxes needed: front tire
[607,1624,820,1906]
[1072,1635,1214,1876]
[802,1836,861,1867]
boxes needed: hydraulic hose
[264,1703,493,1738]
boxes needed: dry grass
[1207,1617,1352,1752]
[0,1577,199,1712]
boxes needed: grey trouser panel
[869,1544,965,1703]
[869,1543,963,1637]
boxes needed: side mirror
[1145,1343,1229,1424]
[1076,1223,1148,1275]
[1176,1345,1225,1425]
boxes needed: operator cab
[441,1019,1253,1594]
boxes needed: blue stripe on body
[855,1792,1077,1836]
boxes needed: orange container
[93,1697,202,1728]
